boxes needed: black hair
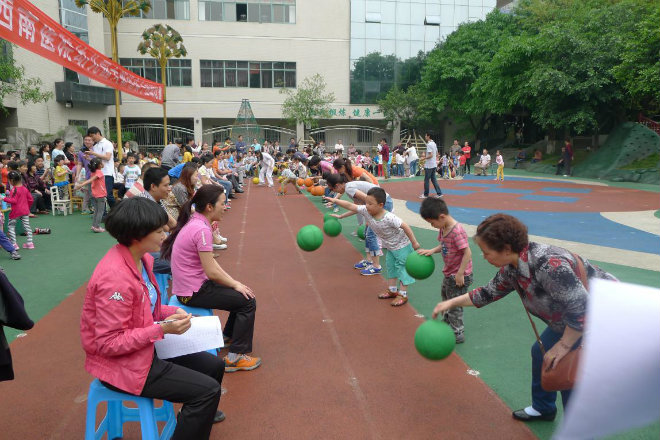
[201,153,214,164]
[161,184,225,260]
[16,159,26,169]
[105,197,168,247]
[126,152,136,160]
[143,167,169,192]
[87,126,101,136]
[53,155,65,164]
[308,155,321,168]
[333,158,354,181]
[419,197,449,219]
[326,173,348,189]
[213,150,222,157]
[184,145,193,154]
[367,187,386,205]
[190,157,202,165]
[65,142,73,149]
[53,138,64,146]
[8,170,21,184]
[140,161,157,176]
[7,161,18,171]
[174,138,183,145]
[425,132,433,139]
[89,157,103,171]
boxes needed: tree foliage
[280,74,335,129]
[377,84,435,130]
[0,41,52,114]
[137,24,187,68]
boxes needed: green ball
[405,252,435,280]
[357,224,366,240]
[296,225,324,252]
[414,320,456,360]
[323,212,334,222]
[323,218,342,237]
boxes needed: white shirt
[480,154,491,165]
[396,153,405,165]
[345,181,378,201]
[334,143,344,153]
[93,137,115,176]
[357,206,409,251]
[405,146,418,163]
[261,152,275,167]
[425,141,438,169]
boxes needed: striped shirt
[439,223,472,277]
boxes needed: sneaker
[361,266,382,276]
[22,242,34,249]
[13,244,18,250]
[455,333,465,344]
[81,210,92,215]
[418,195,428,199]
[224,354,262,372]
[212,243,228,250]
[10,251,21,260]
[353,260,371,269]
[214,233,228,243]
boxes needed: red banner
[0,0,164,103]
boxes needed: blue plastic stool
[85,379,176,440]
[167,296,217,356]
[154,273,171,305]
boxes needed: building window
[313,131,326,143]
[357,128,373,144]
[59,0,90,85]
[68,119,88,130]
[263,128,279,144]
[126,0,190,20]
[200,60,295,88]
[199,0,295,23]
[119,58,192,86]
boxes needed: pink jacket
[4,185,33,219]
[80,244,178,395]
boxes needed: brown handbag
[519,253,587,392]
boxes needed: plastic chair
[50,185,71,215]
[154,273,171,305]
[167,296,217,356]
[85,379,176,440]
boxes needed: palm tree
[75,0,152,160]
[137,24,187,147]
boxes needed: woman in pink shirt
[161,185,261,373]
[80,197,225,439]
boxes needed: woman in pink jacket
[80,197,225,439]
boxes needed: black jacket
[0,270,34,381]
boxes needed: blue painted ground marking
[540,187,592,194]
[520,195,579,203]
[456,183,495,188]
[440,189,476,196]
[483,188,536,194]
[404,201,660,254]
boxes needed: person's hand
[73,185,80,191]
[160,313,192,335]
[330,214,342,219]
[455,273,465,287]
[543,340,572,370]
[233,281,255,300]
[35,190,42,196]
[431,301,453,319]
[417,248,434,256]
[412,240,421,250]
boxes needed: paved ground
[1,169,658,439]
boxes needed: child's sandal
[378,290,399,300]
[390,295,408,307]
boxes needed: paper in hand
[155,315,224,359]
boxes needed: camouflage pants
[441,274,473,335]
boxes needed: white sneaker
[213,243,228,250]
[215,234,228,243]
[418,195,427,199]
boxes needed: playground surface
[0,169,658,439]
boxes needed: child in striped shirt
[417,197,473,344]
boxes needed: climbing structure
[231,99,260,142]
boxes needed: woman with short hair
[432,213,617,423]
[80,197,225,439]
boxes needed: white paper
[155,316,224,359]
[555,279,660,440]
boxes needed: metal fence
[202,124,296,146]
[117,124,195,152]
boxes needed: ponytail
[160,184,225,260]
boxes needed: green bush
[108,130,136,142]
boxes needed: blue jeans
[104,175,115,208]
[409,160,418,176]
[423,168,442,196]
[531,326,574,414]
[397,164,404,176]
[212,178,233,198]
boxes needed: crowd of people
[0,127,601,438]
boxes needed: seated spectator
[23,161,51,214]
[165,164,198,220]
[161,185,261,373]
[474,149,491,176]
[532,149,542,163]
[125,162,158,199]
[80,197,225,438]
[513,148,527,169]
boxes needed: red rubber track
[0,183,535,439]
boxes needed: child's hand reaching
[417,248,435,256]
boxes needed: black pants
[465,158,471,173]
[184,280,256,354]
[30,192,48,213]
[423,168,442,196]
[103,351,224,440]
[104,176,116,208]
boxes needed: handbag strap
[517,252,588,356]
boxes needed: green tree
[421,10,518,147]
[350,52,427,104]
[377,84,435,131]
[138,24,187,147]
[75,0,151,159]
[280,74,335,136]
[0,40,52,113]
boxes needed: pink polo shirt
[171,212,214,296]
